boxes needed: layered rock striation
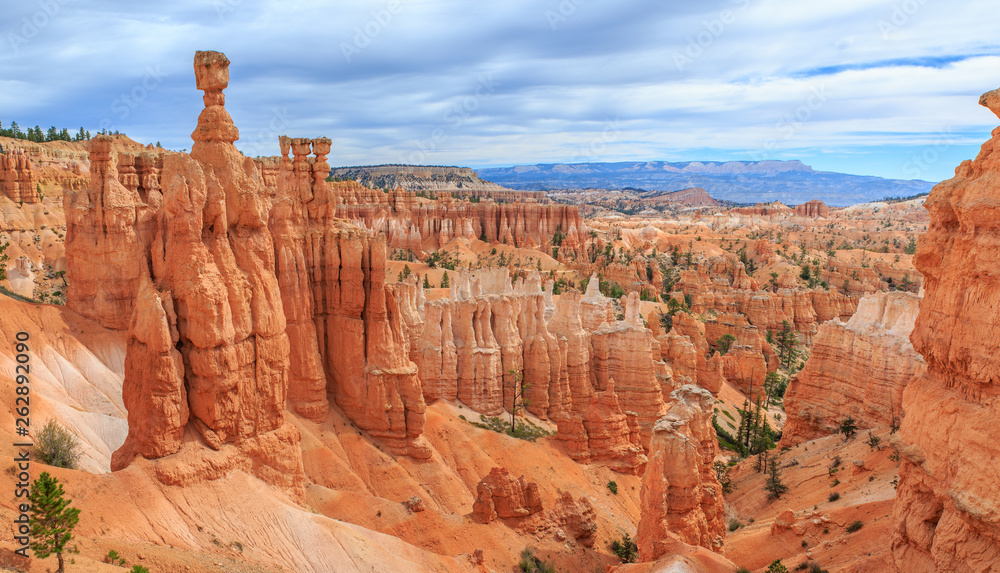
[64,53,304,496]
[891,89,1000,572]
[637,385,725,559]
[782,291,923,446]
[0,147,39,203]
[267,136,431,458]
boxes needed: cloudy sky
[3,0,998,181]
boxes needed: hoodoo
[891,87,1000,571]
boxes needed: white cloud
[1,0,997,180]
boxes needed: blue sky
[2,0,998,181]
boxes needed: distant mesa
[641,186,721,208]
[331,163,543,202]
[477,160,935,206]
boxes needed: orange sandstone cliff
[781,291,924,446]
[891,88,1000,572]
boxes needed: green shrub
[35,420,81,469]
[728,518,742,532]
[131,567,150,573]
[610,533,638,563]
[518,547,556,573]
[846,520,863,533]
[766,560,790,573]
[839,417,858,440]
[470,416,552,442]
[828,492,840,502]
[607,481,618,495]
[105,550,126,566]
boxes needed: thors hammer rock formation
[79,52,306,496]
[891,89,1000,572]
[637,385,725,559]
[781,291,923,446]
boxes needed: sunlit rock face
[890,88,1000,572]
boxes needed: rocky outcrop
[550,491,597,547]
[65,136,151,330]
[330,164,544,201]
[793,199,829,218]
[638,385,725,559]
[891,89,1000,572]
[676,255,860,341]
[0,148,39,203]
[472,466,543,523]
[782,291,923,446]
[335,185,588,257]
[555,378,647,473]
[266,137,431,458]
[590,293,667,448]
[111,53,299,490]
[413,269,564,418]
[661,311,725,394]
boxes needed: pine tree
[423,274,432,289]
[0,242,9,281]
[775,320,800,370]
[764,457,788,500]
[765,560,789,573]
[440,270,450,288]
[29,472,80,573]
[508,369,531,433]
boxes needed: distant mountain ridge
[477,160,936,206]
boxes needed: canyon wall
[335,184,588,258]
[267,136,432,458]
[781,291,923,446]
[678,256,859,342]
[891,90,1000,572]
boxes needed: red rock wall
[0,148,39,203]
[891,90,1000,572]
[335,187,588,257]
[781,291,923,446]
[65,137,152,330]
